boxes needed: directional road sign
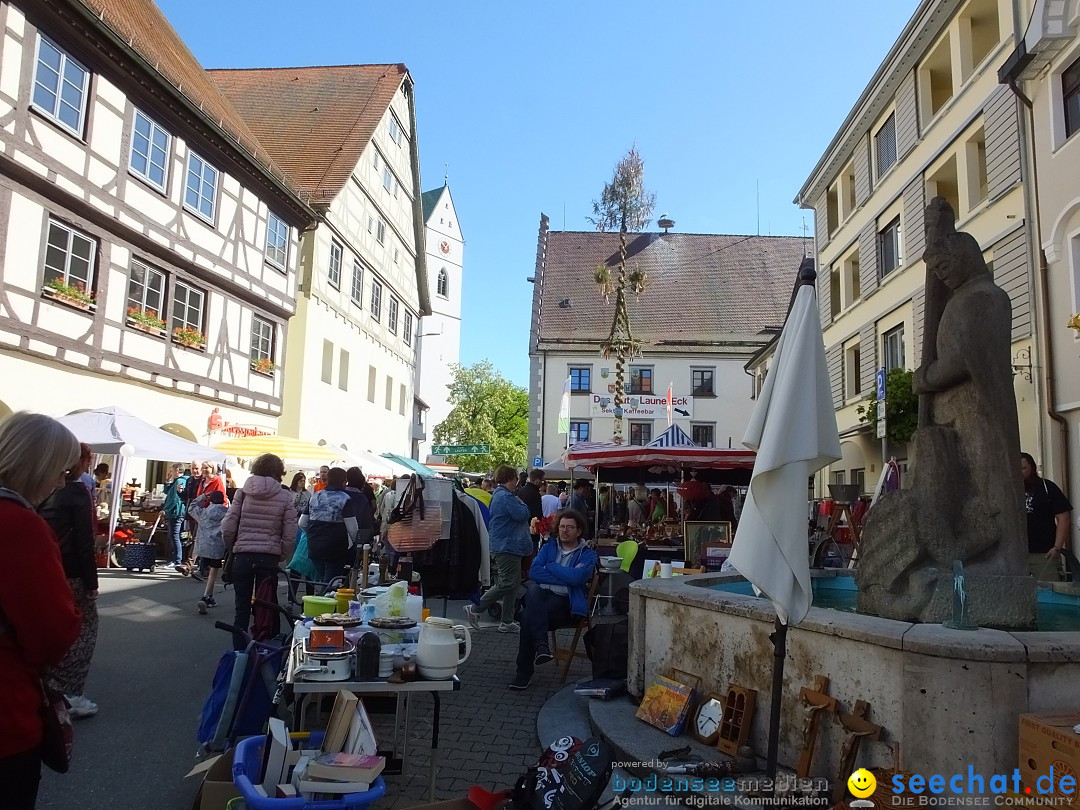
[431,444,491,455]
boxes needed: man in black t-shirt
[1022,452,1074,580]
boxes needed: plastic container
[335,588,355,614]
[232,731,386,809]
[302,595,336,618]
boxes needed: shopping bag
[386,475,442,552]
[39,680,73,773]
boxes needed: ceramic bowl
[600,556,622,570]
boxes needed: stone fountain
[627,200,1079,779]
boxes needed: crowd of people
[0,406,1074,806]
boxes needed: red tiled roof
[207,64,408,204]
[74,0,296,194]
[537,231,807,346]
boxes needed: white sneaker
[65,694,98,718]
[498,621,521,633]
[463,604,481,630]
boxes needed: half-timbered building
[0,0,317,447]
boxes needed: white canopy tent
[319,444,401,479]
[57,406,225,565]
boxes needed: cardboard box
[1019,712,1080,806]
[309,626,345,652]
[186,751,241,810]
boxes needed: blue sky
[156,0,917,387]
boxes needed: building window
[328,240,342,289]
[172,281,205,333]
[383,167,393,193]
[1065,56,1080,139]
[388,116,402,145]
[883,324,905,372]
[251,315,274,364]
[350,260,364,307]
[367,365,377,402]
[399,383,407,416]
[376,220,386,245]
[265,212,289,269]
[403,311,414,346]
[322,340,333,384]
[629,367,653,394]
[874,113,897,178]
[388,297,399,334]
[964,126,988,210]
[127,260,165,324]
[129,109,170,191]
[339,349,349,391]
[691,424,715,447]
[844,342,862,399]
[43,219,96,299]
[851,468,866,492]
[833,471,847,486]
[32,36,89,137]
[691,368,714,396]
[367,216,374,234]
[373,151,380,171]
[437,268,449,298]
[370,279,382,321]
[184,151,218,222]
[629,421,653,445]
[878,217,901,278]
[569,421,590,443]
[570,367,591,393]
[385,377,393,410]
[842,249,861,308]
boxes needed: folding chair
[549,568,601,683]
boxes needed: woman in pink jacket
[220,454,296,648]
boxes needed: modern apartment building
[415,182,463,461]
[211,65,431,458]
[794,0,1038,494]
[0,0,315,444]
[527,214,806,468]
[1001,0,1080,516]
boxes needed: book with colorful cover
[305,752,385,782]
[344,700,378,756]
[635,675,696,736]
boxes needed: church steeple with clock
[415,182,464,460]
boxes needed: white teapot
[416,617,471,680]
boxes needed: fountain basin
[628,570,1080,778]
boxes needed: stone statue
[855,198,1036,628]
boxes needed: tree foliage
[856,368,919,444]
[587,146,656,439]
[432,361,528,473]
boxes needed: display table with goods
[286,591,465,802]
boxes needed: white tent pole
[107,454,125,568]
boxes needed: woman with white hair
[0,412,82,807]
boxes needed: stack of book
[254,691,385,801]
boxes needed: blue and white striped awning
[646,424,698,448]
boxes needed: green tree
[432,361,528,473]
[856,368,919,444]
[588,146,656,441]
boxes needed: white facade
[534,352,758,466]
[280,84,425,457]
[416,184,463,460]
[0,2,313,453]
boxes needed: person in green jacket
[162,463,188,569]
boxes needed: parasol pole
[766,617,787,779]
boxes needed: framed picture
[683,521,733,566]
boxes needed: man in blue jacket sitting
[509,509,597,690]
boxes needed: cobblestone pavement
[34,572,588,809]
[375,605,591,808]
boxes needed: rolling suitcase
[123,512,162,572]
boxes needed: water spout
[943,560,977,631]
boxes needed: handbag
[220,491,245,585]
[386,475,443,552]
[39,681,73,773]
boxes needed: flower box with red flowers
[127,306,166,335]
[172,326,206,350]
[43,278,95,310]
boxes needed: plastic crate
[232,733,386,810]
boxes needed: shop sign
[207,407,273,438]
[589,394,693,419]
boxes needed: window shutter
[991,226,1032,341]
[902,178,926,262]
[827,346,843,410]
[859,223,878,295]
[895,72,919,158]
[985,86,1022,200]
[854,135,872,206]
[859,323,877,397]
[815,194,830,250]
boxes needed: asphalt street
[36,566,590,810]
